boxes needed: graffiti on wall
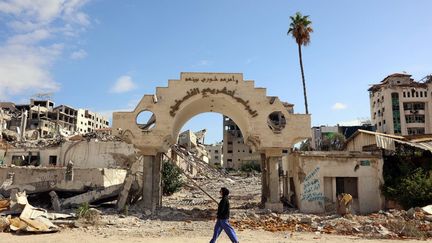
[300,166,324,202]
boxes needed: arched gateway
[112,72,311,212]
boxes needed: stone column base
[265,202,283,213]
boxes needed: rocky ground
[2,172,432,242]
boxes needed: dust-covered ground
[2,173,432,242]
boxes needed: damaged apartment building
[0,99,109,140]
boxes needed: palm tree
[288,12,313,114]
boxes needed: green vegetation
[321,132,345,151]
[382,145,432,209]
[240,161,261,173]
[76,202,90,218]
[162,160,184,196]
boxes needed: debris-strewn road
[0,226,428,243]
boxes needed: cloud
[245,57,257,65]
[110,75,136,93]
[0,0,90,100]
[338,118,371,126]
[0,43,62,99]
[70,49,87,59]
[192,59,211,67]
[332,102,347,110]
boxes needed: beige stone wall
[286,151,384,214]
[3,140,136,168]
[0,167,126,188]
[113,72,311,155]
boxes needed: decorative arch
[112,72,310,155]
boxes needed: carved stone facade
[112,72,311,211]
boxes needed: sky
[1,0,432,144]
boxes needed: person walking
[210,187,239,243]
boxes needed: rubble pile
[230,208,432,239]
[0,191,74,234]
[80,131,123,142]
[9,136,65,149]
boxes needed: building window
[49,156,57,166]
[391,93,401,134]
[228,150,233,154]
[407,128,425,135]
[405,114,425,123]
[214,150,218,153]
[214,156,219,159]
[404,102,425,111]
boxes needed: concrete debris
[61,184,122,208]
[0,199,10,212]
[229,208,432,239]
[0,190,73,234]
[422,205,432,215]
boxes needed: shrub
[162,160,184,196]
[394,168,432,208]
[76,202,101,224]
[240,161,261,173]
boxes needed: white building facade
[76,109,109,134]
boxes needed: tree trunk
[298,43,309,114]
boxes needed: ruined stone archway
[112,72,311,211]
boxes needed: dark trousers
[210,219,239,243]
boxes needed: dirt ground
[1,226,430,243]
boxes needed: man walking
[210,187,239,243]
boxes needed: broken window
[267,111,286,133]
[11,154,40,166]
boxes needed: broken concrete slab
[422,205,432,215]
[61,184,122,208]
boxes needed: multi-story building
[222,116,260,169]
[204,143,223,167]
[1,100,110,138]
[52,105,77,135]
[76,109,109,134]
[369,73,432,135]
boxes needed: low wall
[2,140,136,168]
[0,167,127,189]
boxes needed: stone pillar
[142,153,162,212]
[265,156,283,212]
[260,153,269,204]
